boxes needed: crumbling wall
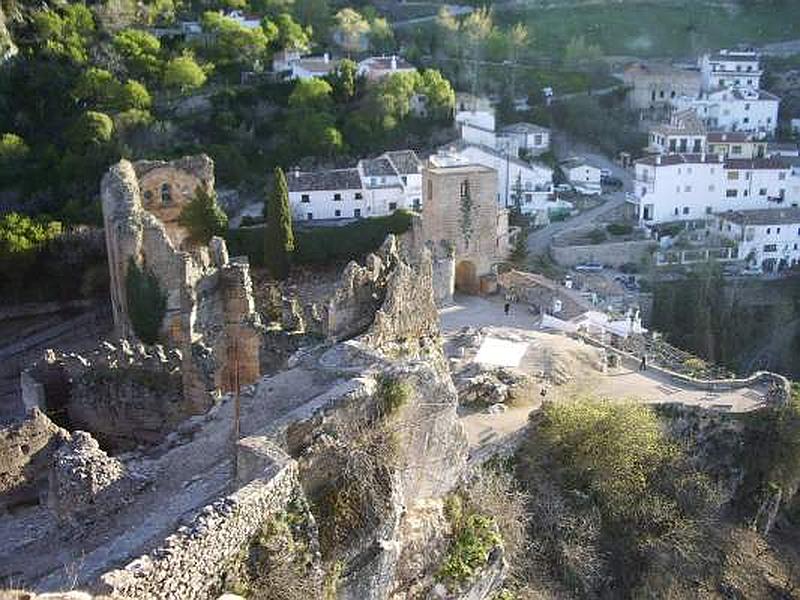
[48,432,151,525]
[100,155,263,403]
[23,342,193,452]
[0,408,68,511]
[99,447,302,600]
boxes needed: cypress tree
[264,167,294,279]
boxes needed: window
[669,139,677,152]
[659,90,665,99]
[388,202,397,211]
[726,189,738,197]
[301,194,310,203]
[161,183,171,205]
[759,188,767,196]
[777,227,782,234]
[460,180,470,199]
[333,193,342,201]
[743,190,749,197]
[743,117,749,124]
[334,209,341,217]
[534,134,543,145]
[144,190,153,202]
[779,172,787,181]
[745,103,750,110]
[412,199,421,211]
[674,207,679,216]
[401,176,407,184]
[354,208,361,218]
[427,180,433,200]
[764,244,777,253]
[682,206,690,215]
[671,90,676,99]
[692,139,702,152]
[687,167,693,174]
[732,145,742,155]
[307,212,313,220]
[728,171,739,180]
[709,184,716,192]
[767,228,771,234]
[676,186,681,193]
[706,206,713,214]
[525,193,533,203]
[370,177,377,186]
[684,185,692,192]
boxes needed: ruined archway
[455,260,479,294]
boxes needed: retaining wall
[98,459,299,600]
[550,239,654,268]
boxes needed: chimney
[323,52,329,64]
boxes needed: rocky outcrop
[0,4,17,62]
[48,432,151,525]
[0,409,68,511]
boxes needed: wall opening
[455,260,478,294]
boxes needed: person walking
[639,354,647,371]
[504,302,510,316]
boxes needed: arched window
[460,179,470,199]
[161,183,172,205]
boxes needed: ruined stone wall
[98,457,301,600]
[22,342,196,452]
[0,408,68,510]
[100,156,262,402]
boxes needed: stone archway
[455,260,479,294]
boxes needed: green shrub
[438,513,502,585]
[178,186,228,245]
[606,223,633,236]
[225,210,413,267]
[125,258,166,344]
[377,375,411,418]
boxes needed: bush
[178,186,228,245]
[226,211,413,267]
[125,258,166,344]
[606,223,633,236]
[377,375,411,418]
[438,513,502,586]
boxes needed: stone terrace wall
[550,238,655,268]
[98,458,300,600]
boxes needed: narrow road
[527,130,634,257]
[391,3,472,28]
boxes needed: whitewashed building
[498,123,551,157]
[561,158,602,194]
[437,143,554,215]
[674,87,780,138]
[715,208,800,272]
[700,49,762,92]
[357,55,416,81]
[707,132,767,159]
[287,150,421,221]
[634,154,797,224]
[272,51,339,80]
[646,109,707,154]
[456,111,498,149]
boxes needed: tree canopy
[178,186,229,245]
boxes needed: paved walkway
[441,295,771,451]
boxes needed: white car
[554,184,573,193]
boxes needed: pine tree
[264,167,294,280]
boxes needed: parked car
[575,263,604,272]
[554,183,573,193]
[602,175,623,189]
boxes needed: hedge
[225,210,413,267]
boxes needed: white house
[674,87,780,138]
[498,123,551,157]
[700,49,762,92]
[357,55,416,81]
[224,10,263,29]
[438,142,554,215]
[646,109,706,154]
[634,153,797,224]
[287,150,422,221]
[561,158,602,193]
[707,132,767,159]
[715,208,800,272]
[456,111,498,149]
[273,51,339,80]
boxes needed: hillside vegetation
[498,392,800,598]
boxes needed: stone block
[236,436,290,485]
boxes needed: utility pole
[231,336,241,478]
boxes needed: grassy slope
[496,1,799,59]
